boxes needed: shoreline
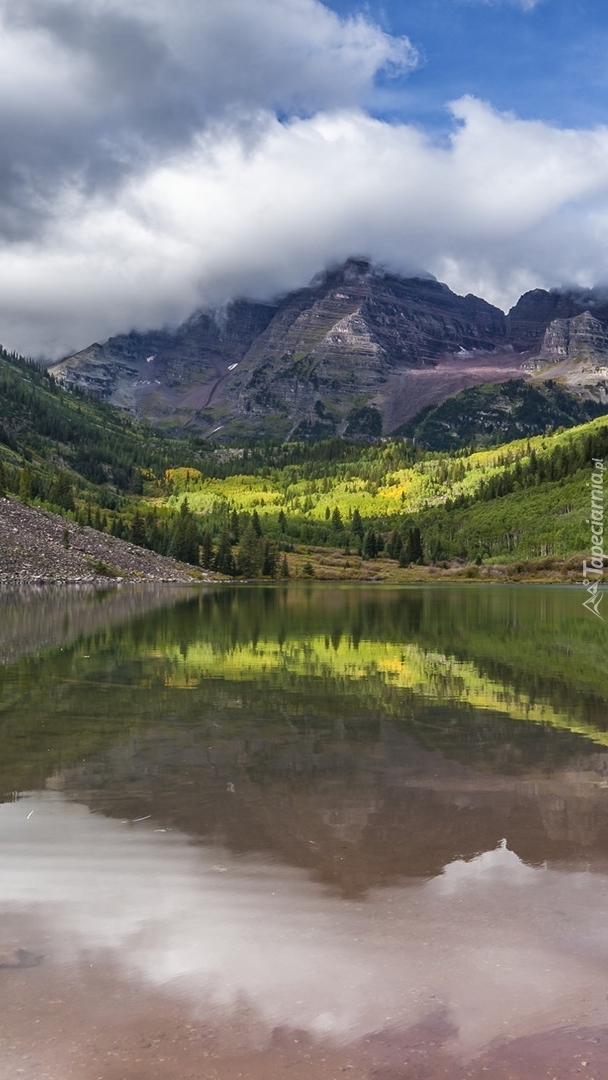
[0,495,598,588]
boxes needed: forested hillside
[397,379,608,450]
[1,346,606,579]
[152,419,608,572]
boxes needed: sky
[2,0,608,356]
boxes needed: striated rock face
[49,260,608,441]
[50,300,278,427]
[536,311,608,362]
[517,310,608,404]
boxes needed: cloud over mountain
[1,0,608,357]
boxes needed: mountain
[49,260,608,442]
[48,260,518,441]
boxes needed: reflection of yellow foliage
[154,636,608,747]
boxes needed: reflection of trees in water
[97,586,606,730]
[1,584,607,803]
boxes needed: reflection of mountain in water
[54,718,608,898]
[2,583,608,894]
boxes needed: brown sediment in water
[1,957,607,1080]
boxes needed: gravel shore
[0,496,209,584]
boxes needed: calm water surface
[1,583,608,1080]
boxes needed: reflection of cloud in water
[1,793,608,1054]
[432,838,538,894]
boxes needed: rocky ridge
[50,260,608,442]
[0,497,206,584]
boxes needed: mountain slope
[396,378,608,450]
[0,344,209,499]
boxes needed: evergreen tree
[48,471,75,511]
[130,469,144,495]
[145,512,163,554]
[362,529,377,559]
[238,521,263,577]
[262,540,278,577]
[351,507,364,538]
[386,529,402,560]
[214,529,236,575]
[406,526,424,564]
[170,499,200,565]
[201,531,214,569]
[331,506,344,532]
[130,510,146,547]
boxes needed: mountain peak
[49,263,608,443]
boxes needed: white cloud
[2,96,608,356]
[0,0,416,189]
[0,0,605,357]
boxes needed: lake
[1,582,608,1080]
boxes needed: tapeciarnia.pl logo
[582,458,605,620]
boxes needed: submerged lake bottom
[1,582,608,1080]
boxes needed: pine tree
[262,540,277,577]
[351,507,364,538]
[251,509,263,537]
[331,506,344,532]
[214,529,236,575]
[130,510,146,547]
[201,531,214,569]
[362,529,377,559]
[170,499,200,565]
[386,529,402,560]
[406,527,424,564]
[230,508,240,544]
[238,521,263,577]
[48,471,75,511]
